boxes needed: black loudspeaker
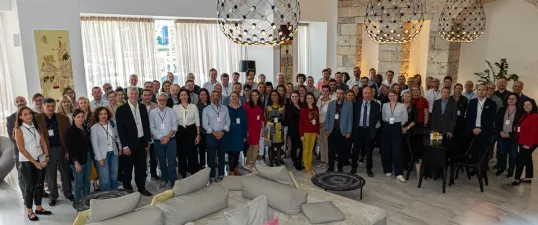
[239,60,256,72]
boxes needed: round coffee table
[73,189,135,211]
[311,172,366,199]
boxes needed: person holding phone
[14,106,52,221]
[66,109,93,199]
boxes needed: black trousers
[198,133,207,168]
[381,122,403,176]
[328,129,349,169]
[149,143,158,176]
[289,131,303,163]
[514,145,535,180]
[352,127,374,170]
[228,151,240,171]
[177,124,199,176]
[13,148,26,196]
[20,161,45,209]
[470,131,491,163]
[119,138,148,191]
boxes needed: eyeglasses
[157,99,167,101]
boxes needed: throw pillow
[219,176,243,191]
[224,195,271,225]
[173,167,210,196]
[150,190,173,206]
[87,192,141,223]
[73,210,90,225]
[255,165,294,187]
[263,216,279,225]
[301,201,345,224]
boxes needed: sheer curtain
[175,20,243,86]
[0,17,13,137]
[81,17,157,92]
[297,24,310,76]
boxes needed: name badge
[312,120,316,125]
[335,114,339,120]
[505,120,510,125]
[274,118,278,123]
[217,117,221,123]
[257,115,260,121]
[457,110,461,116]
[517,127,520,132]
[48,129,54,136]
[389,118,395,124]
[160,124,165,130]
[236,118,241,124]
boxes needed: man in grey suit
[6,96,29,196]
[325,88,353,172]
[431,87,457,137]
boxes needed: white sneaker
[385,173,392,177]
[257,160,266,166]
[397,175,407,183]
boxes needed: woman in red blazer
[512,99,538,186]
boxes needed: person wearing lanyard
[324,88,353,173]
[90,107,120,191]
[465,84,496,169]
[316,85,332,169]
[15,106,52,221]
[35,98,74,205]
[224,92,248,176]
[265,91,286,167]
[90,86,110,111]
[66,109,93,200]
[425,78,441,115]
[150,92,179,187]
[431,87,457,137]
[116,86,153,196]
[352,87,381,177]
[299,93,320,175]
[381,90,408,182]
[174,89,201,179]
[451,84,468,139]
[511,99,538,186]
[196,88,211,169]
[203,90,230,182]
[495,93,523,178]
[244,90,265,171]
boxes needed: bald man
[276,73,286,86]
[6,96,29,196]
[424,78,441,113]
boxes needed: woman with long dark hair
[511,100,538,186]
[265,90,286,166]
[495,93,523,178]
[196,88,210,169]
[90,107,120,191]
[174,89,201,178]
[66,109,93,199]
[161,81,172,96]
[14,106,52,220]
[286,91,303,170]
[244,90,265,171]
[300,93,320,175]
[225,92,248,175]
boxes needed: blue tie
[362,103,368,127]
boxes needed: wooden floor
[0,148,537,225]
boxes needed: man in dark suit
[351,87,381,177]
[466,84,497,164]
[431,87,457,137]
[325,88,353,172]
[116,86,153,196]
[6,96,29,196]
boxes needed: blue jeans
[206,134,225,178]
[499,138,518,176]
[70,153,92,200]
[154,139,177,182]
[96,151,119,191]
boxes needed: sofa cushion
[157,184,229,225]
[219,176,243,191]
[173,167,210,196]
[242,175,307,215]
[87,206,163,225]
[87,192,141,223]
[301,201,345,224]
[255,165,294,187]
[224,195,271,225]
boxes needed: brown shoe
[229,171,236,176]
[234,168,240,176]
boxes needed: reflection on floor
[0,148,536,225]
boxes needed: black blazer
[403,104,418,130]
[65,124,92,165]
[352,100,381,140]
[466,98,497,136]
[285,103,301,136]
[431,98,458,134]
[495,106,524,138]
[116,102,151,150]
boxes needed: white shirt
[221,83,232,97]
[425,89,442,113]
[173,104,200,128]
[99,124,115,152]
[316,97,333,123]
[19,123,44,161]
[476,98,486,128]
[90,99,110,110]
[346,78,361,87]
[203,81,220,93]
[150,107,179,140]
[128,101,144,138]
[382,80,397,88]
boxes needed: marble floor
[0,149,537,225]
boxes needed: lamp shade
[239,60,256,72]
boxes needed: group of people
[5,67,537,221]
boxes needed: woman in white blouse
[316,85,332,169]
[14,106,52,221]
[381,90,408,183]
[90,107,120,190]
[173,89,201,178]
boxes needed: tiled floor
[0,149,537,225]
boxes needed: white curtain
[0,17,13,137]
[297,24,310,76]
[175,20,243,86]
[81,17,157,91]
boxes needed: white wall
[309,22,328,80]
[361,25,379,77]
[459,0,538,99]
[409,20,431,79]
[246,45,274,82]
[1,0,26,98]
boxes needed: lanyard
[94,101,102,108]
[24,126,37,140]
[507,107,516,118]
[390,103,397,116]
[432,90,440,100]
[100,123,114,140]
[211,105,221,116]
[158,109,167,123]
[181,104,189,117]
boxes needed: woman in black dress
[286,91,304,170]
[401,92,417,171]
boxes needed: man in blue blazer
[325,88,353,172]
[466,84,497,164]
[352,87,381,176]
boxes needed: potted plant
[473,58,519,88]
